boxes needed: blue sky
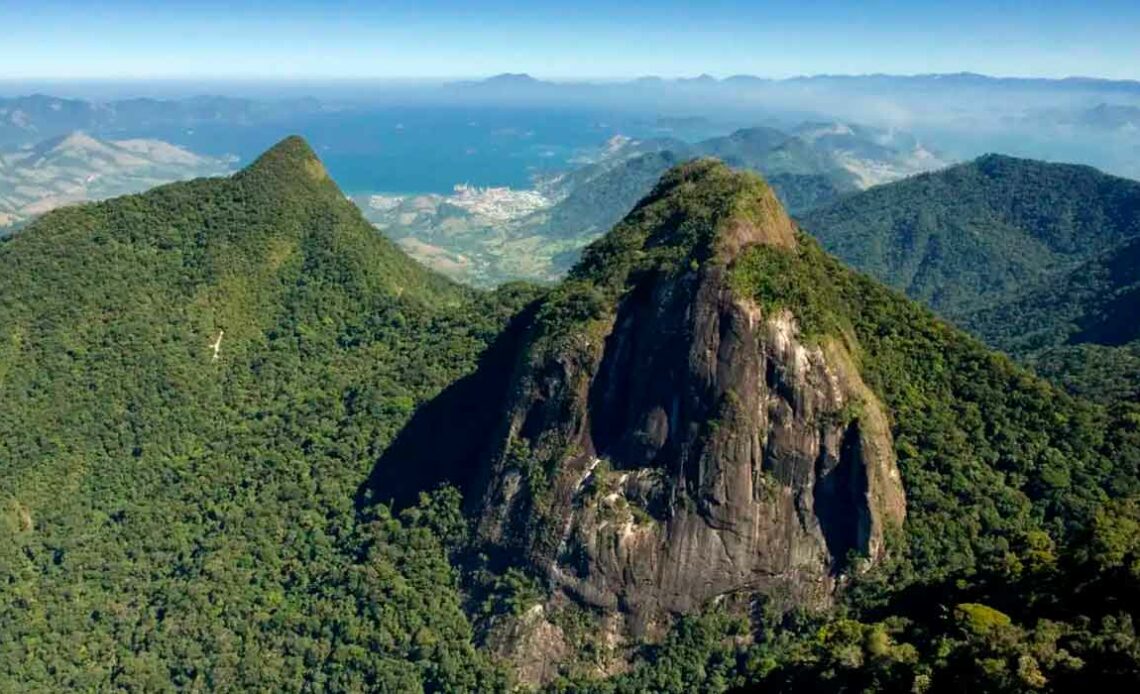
[3,0,1138,80]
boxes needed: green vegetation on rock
[539,162,1140,692]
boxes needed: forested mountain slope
[0,136,532,691]
[800,154,1140,401]
[801,154,1140,317]
[963,236,1140,401]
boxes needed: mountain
[1029,103,1140,132]
[780,72,1140,94]
[0,131,233,227]
[566,124,946,222]
[0,136,531,691]
[440,71,1140,96]
[0,94,323,148]
[467,160,906,638]
[0,95,97,146]
[790,121,946,188]
[1078,103,1140,131]
[801,154,1140,317]
[800,154,1140,400]
[483,73,542,85]
[366,159,1140,689]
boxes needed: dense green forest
[963,236,1140,402]
[0,137,532,691]
[801,154,1140,316]
[800,154,1140,401]
[2,143,1138,692]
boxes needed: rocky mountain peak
[462,161,906,680]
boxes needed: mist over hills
[451,71,1140,95]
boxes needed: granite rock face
[473,160,906,645]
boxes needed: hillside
[373,160,1140,690]
[0,131,233,227]
[0,136,530,691]
[528,124,944,237]
[963,236,1140,401]
[800,154,1140,317]
[800,154,1140,400]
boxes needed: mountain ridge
[801,153,1140,399]
[0,130,233,227]
[801,153,1140,316]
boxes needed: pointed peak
[239,135,329,184]
[570,159,795,287]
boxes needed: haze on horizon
[3,0,1139,82]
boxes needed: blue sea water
[123,106,713,194]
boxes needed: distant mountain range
[0,94,323,148]
[5,73,1139,187]
[0,131,233,227]
[443,72,1140,180]
[457,71,1140,94]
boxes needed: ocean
[121,106,722,194]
